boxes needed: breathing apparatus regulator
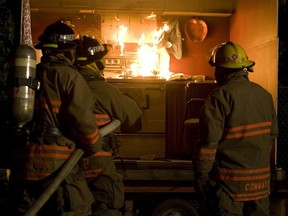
[208,41,255,72]
[10,45,40,140]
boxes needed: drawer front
[111,82,166,133]
[116,134,165,159]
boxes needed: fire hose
[23,119,121,216]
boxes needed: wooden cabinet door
[165,81,187,159]
[165,81,217,159]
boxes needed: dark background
[277,0,288,170]
[0,0,22,168]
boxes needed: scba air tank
[11,45,39,128]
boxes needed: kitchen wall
[30,11,230,79]
[230,0,279,168]
[230,0,278,104]
[165,16,229,78]
[30,0,278,98]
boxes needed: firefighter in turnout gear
[75,35,142,216]
[9,21,103,216]
[192,41,278,216]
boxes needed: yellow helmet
[208,41,255,70]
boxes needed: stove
[103,52,160,79]
[103,54,138,75]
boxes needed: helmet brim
[34,42,79,51]
[219,60,255,69]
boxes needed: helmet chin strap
[247,67,254,72]
[243,67,254,72]
[86,62,104,77]
[64,50,76,63]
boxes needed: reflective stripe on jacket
[95,113,111,126]
[212,166,270,201]
[11,144,75,180]
[82,112,112,178]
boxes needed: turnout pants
[86,156,125,216]
[9,163,94,216]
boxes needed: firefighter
[9,21,103,216]
[75,35,142,216]
[192,41,278,216]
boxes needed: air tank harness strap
[33,125,62,144]
[14,77,40,90]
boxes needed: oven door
[109,81,166,159]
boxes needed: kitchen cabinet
[30,0,92,10]
[30,0,59,8]
[94,0,125,10]
[30,0,233,15]
[165,81,187,159]
[166,81,217,159]
[62,0,92,8]
[30,0,164,12]
[107,79,217,160]
[111,81,166,133]
[107,79,166,159]
[94,0,164,12]
[164,0,234,14]
[129,0,164,11]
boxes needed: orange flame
[121,24,172,79]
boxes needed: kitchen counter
[106,77,167,83]
[106,77,216,84]
[107,78,217,159]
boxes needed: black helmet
[76,35,108,66]
[34,21,79,51]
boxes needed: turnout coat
[193,70,278,201]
